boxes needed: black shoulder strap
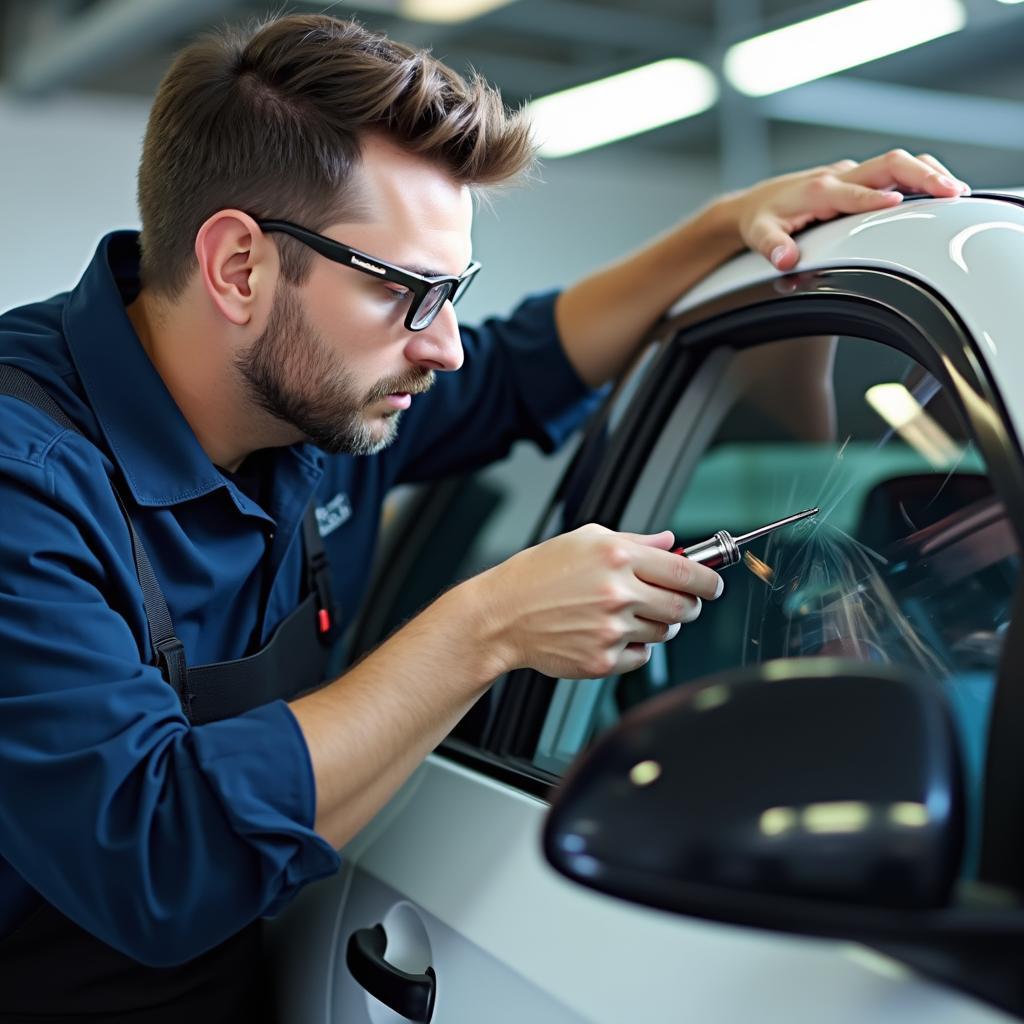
[0,364,191,710]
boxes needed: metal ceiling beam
[759,77,1024,153]
[320,0,709,59]
[8,0,239,97]
[478,0,708,55]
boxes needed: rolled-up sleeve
[0,416,339,968]
[386,290,605,484]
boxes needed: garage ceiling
[3,0,1024,184]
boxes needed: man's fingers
[914,153,970,193]
[617,642,655,676]
[629,579,703,625]
[628,616,687,645]
[616,529,675,549]
[840,149,968,196]
[824,180,903,214]
[632,545,724,601]
[829,158,858,173]
[746,214,799,270]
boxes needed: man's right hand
[294,523,722,848]
[468,523,724,680]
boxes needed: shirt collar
[62,230,323,508]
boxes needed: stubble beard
[235,283,433,456]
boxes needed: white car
[272,192,1024,1023]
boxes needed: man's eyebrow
[406,263,448,279]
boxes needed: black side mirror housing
[544,659,966,932]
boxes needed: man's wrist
[691,192,745,253]
[429,571,518,684]
[655,193,747,277]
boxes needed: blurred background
[1,0,1022,318]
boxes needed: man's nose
[403,302,464,372]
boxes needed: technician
[0,13,969,1022]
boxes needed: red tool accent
[318,608,332,634]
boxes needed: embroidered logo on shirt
[315,493,353,536]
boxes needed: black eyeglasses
[258,219,481,332]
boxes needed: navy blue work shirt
[0,232,599,967]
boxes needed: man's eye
[383,286,410,302]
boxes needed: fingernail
[937,175,958,190]
[714,576,724,599]
[958,181,971,194]
[770,245,787,268]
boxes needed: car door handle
[346,923,436,1023]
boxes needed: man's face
[236,135,474,455]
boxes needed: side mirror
[544,659,968,938]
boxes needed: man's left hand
[728,149,971,271]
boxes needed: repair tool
[673,507,819,571]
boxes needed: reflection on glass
[866,382,960,466]
[533,335,1019,883]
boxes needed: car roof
[668,190,1024,447]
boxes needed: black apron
[0,366,340,1022]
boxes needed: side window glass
[532,334,1018,871]
[534,340,661,543]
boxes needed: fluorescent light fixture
[399,0,516,22]
[724,0,966,97]
[526,58,718,158]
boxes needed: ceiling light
[724,0,966,97]
[526,58,718,158]
[399,0,516,23]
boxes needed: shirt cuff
[191,699,341,916]
[499,290,607,453]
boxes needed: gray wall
[0,90,720,319]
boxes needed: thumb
[618,529,675,549]
[748,214,800,270]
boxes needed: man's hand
[729,149,971,271]
[472,524,723,680]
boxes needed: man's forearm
[289,521,725,851]
[554,196,743,389]
[289,579,505,849]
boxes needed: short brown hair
[137,14,536,297]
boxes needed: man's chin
[309,410,402,456]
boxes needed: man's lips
[370,376,432,412]
[382,391,412,410]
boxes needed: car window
[531,333,1018,872]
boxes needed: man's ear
[194,210,277,326]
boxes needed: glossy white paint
[670,193,1024,447]
[276,757,1014,1023]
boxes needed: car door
[270,267,1021,1023]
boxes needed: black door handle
[346,923,436,1023]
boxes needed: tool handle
[673,531,740,571]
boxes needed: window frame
[469,267,1024,895]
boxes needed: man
[0,12,968,1022]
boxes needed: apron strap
[0,364,338,720]
[0,364,191,709]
